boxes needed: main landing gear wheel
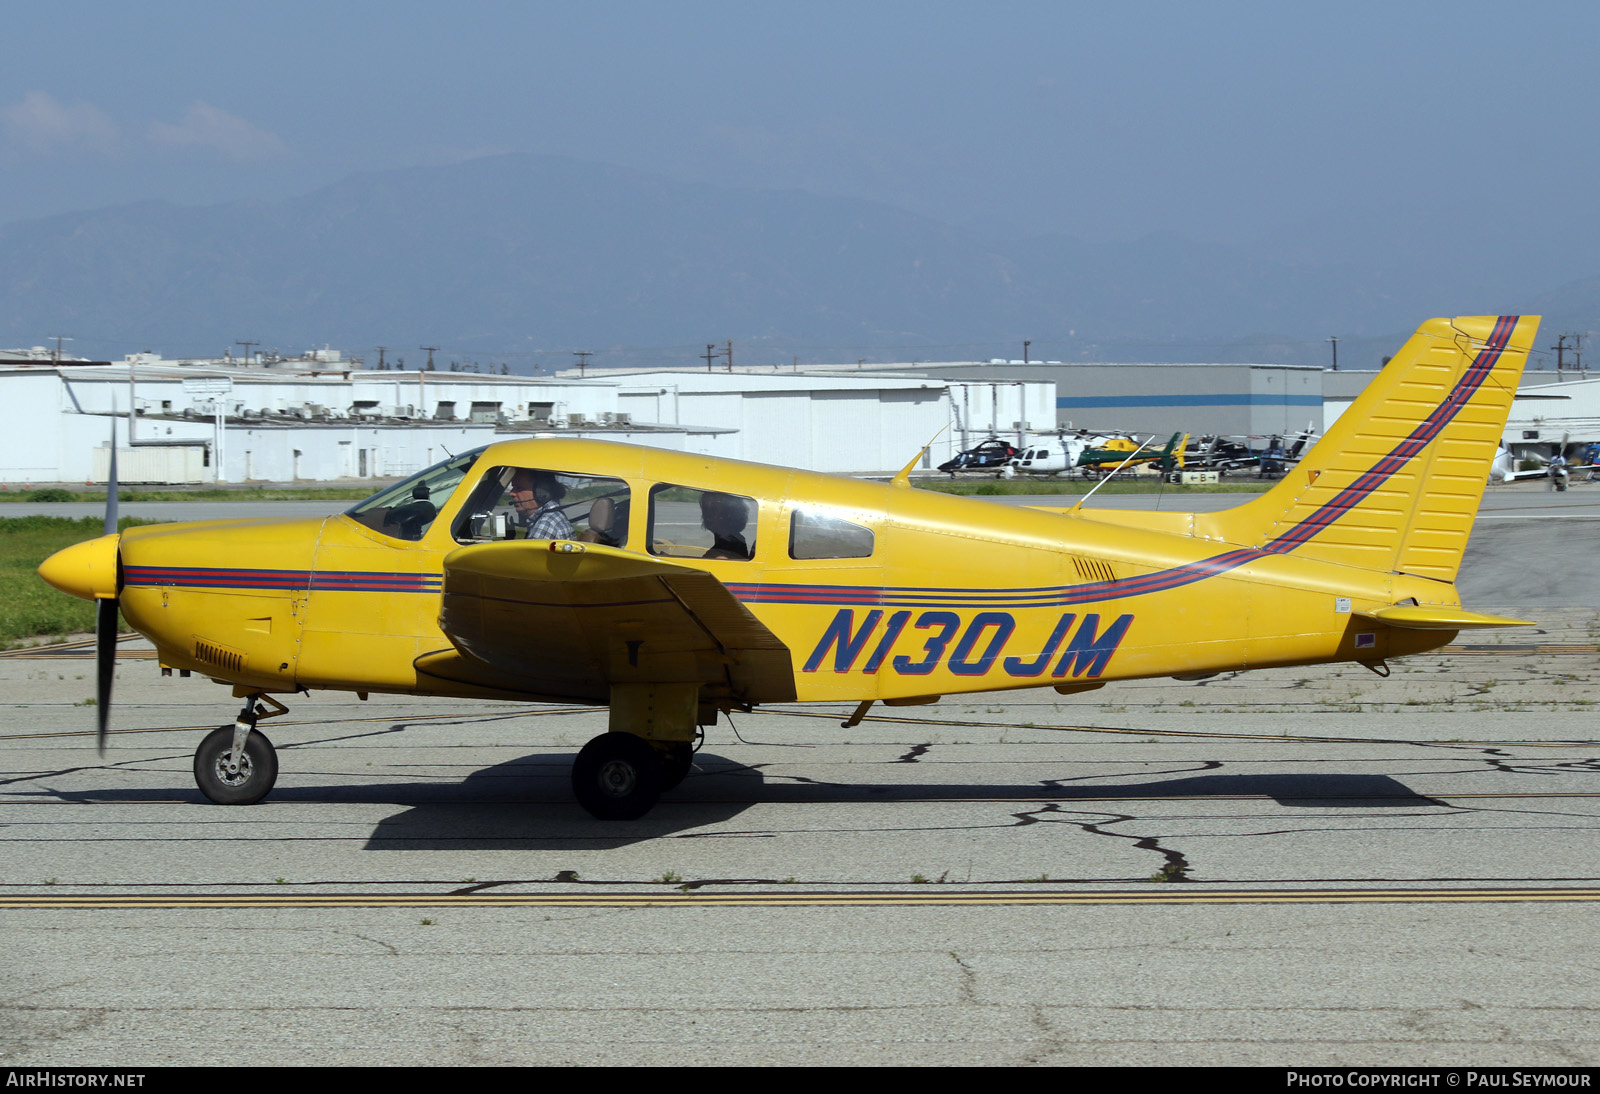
[572,732,663,820]
[194,724,279,805]
[658,741,694,790]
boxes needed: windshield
[345,447,484,541]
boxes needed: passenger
[700,492,751,560]
[509,469,574,540]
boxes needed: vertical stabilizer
[1198,315,1538,582]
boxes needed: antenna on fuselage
[890,422,952,488]
[1067,435,1154,513]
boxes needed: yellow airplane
[39,315,1537,820]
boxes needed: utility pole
[725,339,733,372]
[376,346,387,371]
[572,350,593,377]
[421,346,439,372]
[1023,340,1031,365]
[1551,334,1583,377]
[702,343,718,371]
[1327,336,1339,372]
[48,335,71,363]
[236,341,258,367]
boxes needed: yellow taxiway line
[3,887,1599,909]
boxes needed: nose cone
[38,534,120,601]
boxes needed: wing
[416,540,796,704]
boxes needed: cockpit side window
[648,485,757,561]
[789,509,874,560]
[453,467,631,546]
[345,448,482,542]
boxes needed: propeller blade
[96,596,116,754]
[97,403,119,753]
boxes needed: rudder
[1199,315,1538,582]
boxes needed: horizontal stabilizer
[1355,605,1535,630]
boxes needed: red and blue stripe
[125,566,442,594]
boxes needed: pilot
[509,468,574,540]
[699,492,751,560]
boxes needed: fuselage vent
[193,638,245,675]
[1072,557,1118,585]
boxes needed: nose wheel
[193,715,279,806]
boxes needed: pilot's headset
[531,472,567,505]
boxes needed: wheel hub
[215,751,252,787]
[596,758,636,797]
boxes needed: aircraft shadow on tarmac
[693,768,1441,809]
[49,756,1436,851]
[347,764,1435,849]
[345,751,769,849]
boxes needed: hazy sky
[4,2,1598,270]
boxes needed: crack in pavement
[1007,803,1192,881]
[1475,749,1600,776]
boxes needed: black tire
[572,732,663,820]
[658,742,694,790]
[194,724,278,805]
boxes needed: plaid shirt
[524,501,574,541]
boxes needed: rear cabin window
[453,466,630,546]
[648,485,757,561]
[789,509,874,560]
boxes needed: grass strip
[0,517,165,647]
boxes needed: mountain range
[1,153,1595,371]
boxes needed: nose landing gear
[193,694,285,805]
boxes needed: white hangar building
[610,370,1052,475]
[0,354,1051,485]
